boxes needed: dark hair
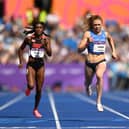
[33,21,45,30]
[23,21,46,35]
[87,15,103,30]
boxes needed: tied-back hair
[23,21,46,35]
[33,21,45,30]
[83,15,103,31]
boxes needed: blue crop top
[87,30,106,55]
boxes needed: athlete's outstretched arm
[18,38,28,68]
[78,31,90,53]
[106,32,117,59]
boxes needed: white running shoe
[97,103,104,112]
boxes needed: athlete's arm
[78,31,90,53]
[18,37,28,68]
[106,32,117,59]
[43,37,52,57]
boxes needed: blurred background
[0,0,129,93]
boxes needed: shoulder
[84,31,91,37]
[43,32,50,37]
[24,33,34,43]
[42,33,51,40]
[101,29,108,36]
[43,32,51,38]
[103,31,111,38]
[26,33,34,39]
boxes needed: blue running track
[0,90,129,129]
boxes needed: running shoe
[33,109,42,118]
[97,103,104,112]
[25,88,31,96]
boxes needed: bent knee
[96,76,104,82]
[27,84,34,90]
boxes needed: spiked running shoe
[33,109,42,118]
[25,88,31,96]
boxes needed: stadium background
[0,0,129,92]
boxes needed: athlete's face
[35,24,44,35]
[92,19,102,34]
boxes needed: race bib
[29,48,45,58]
[93,44,105,53]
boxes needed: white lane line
[0,93,25,111]
[104,94,129,103]
[48,92,62,129]
[72,93,129,120]
[81,126,127,128]
[0,127,37,129]
[0,127,126,129]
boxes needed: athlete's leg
[33,66,45,118]
[95,62,106,111]
[26,66,35,96]
[85,64,94,96]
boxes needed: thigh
[26,66,36,86]
[96,62,106,78]
[36,66,45,91]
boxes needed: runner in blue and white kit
[78,15,117,112]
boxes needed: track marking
[0,93,25,111]
[72,93,129,120]
[0,127,37,129]
[104,94,129,103]
[80,126,127,128]
[48,92,62,129]
[0,126,127,129]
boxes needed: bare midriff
[86,53,105,63]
